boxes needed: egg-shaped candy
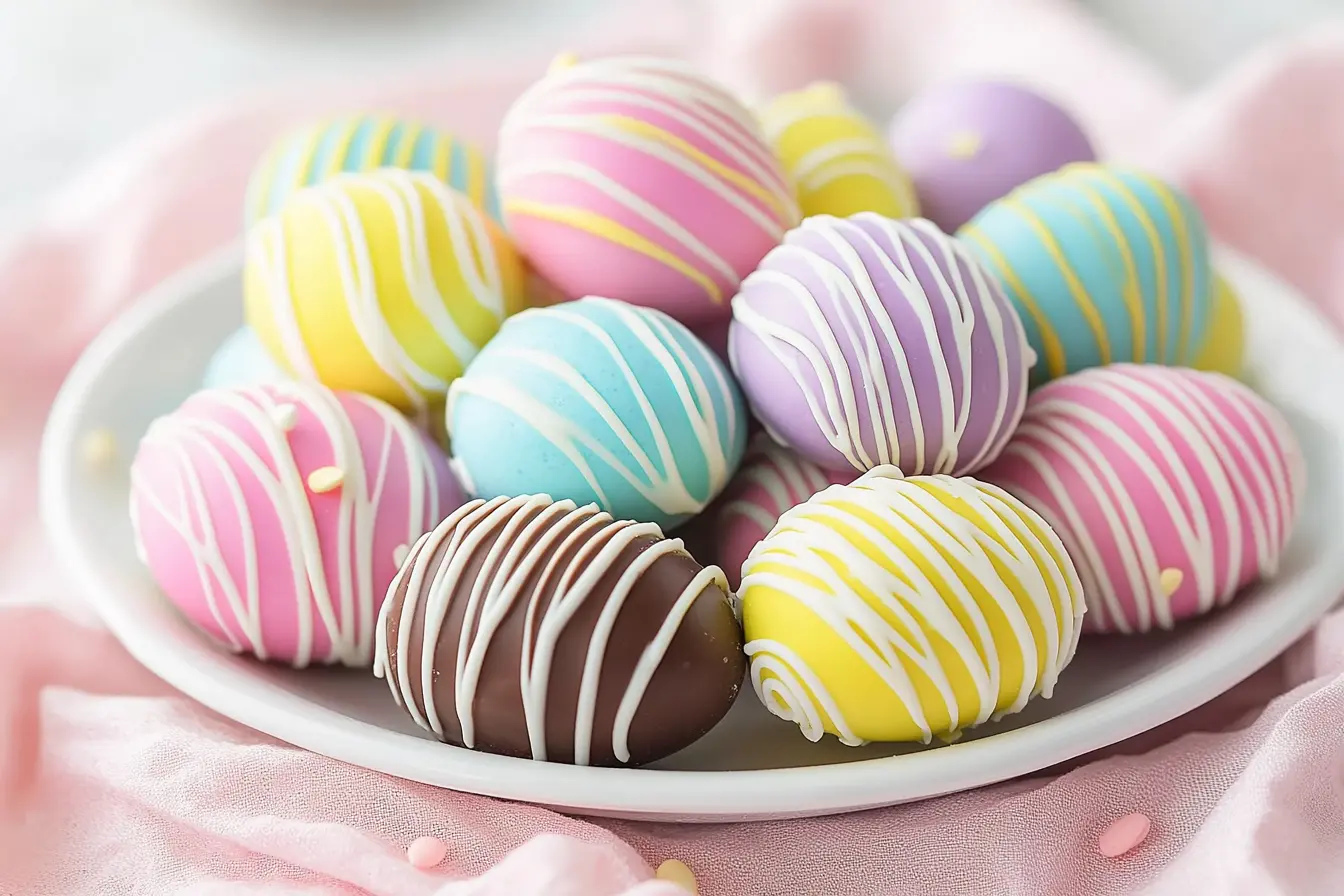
[245,169,527,413]
[741,468,1084,745]
[496,55,799,325]
[978,364,1303,634]
[374,494,745,766]
[960,163,1213,387]
[888,80,1095,233]
[712,435,851,591]
[730,213,1030,477]
[245,114,498,225]
[129,382,466,668]
[758,82,918,220]
[202,326,289,389]
[1192,274,1245,378]
[448,296,748,530]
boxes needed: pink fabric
[6,1,1344,893]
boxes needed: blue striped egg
[447,296,748,529]
[244,114,500,225]
[959,163,1212,386]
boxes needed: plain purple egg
[888,80,1096,233]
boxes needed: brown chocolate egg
[374,494,746,766]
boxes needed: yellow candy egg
[245,169,527,412]
[741,468,1084,745]
[1192,273,1245,378]
[758,82,919,220]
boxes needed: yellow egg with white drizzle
[740,467,1084,745]
[245,169,527,414]
[758,82,919,220]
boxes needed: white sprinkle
[307,466,345,493]
[393,544,410,567]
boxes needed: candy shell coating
[245,169,527,412]
[129,382,465,668]
[448,296,747,530]
[496,55,799,325]
[978,364,1304,633]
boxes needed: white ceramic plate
[40,242,1344,823]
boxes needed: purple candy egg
[728,214,1031,477]
[888,81,1095,233]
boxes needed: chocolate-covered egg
[374,494,745,766]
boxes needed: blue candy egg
[244,114,500,225]
[203,326,288,389]
[447,297,748,529]
[959,163,1212,386]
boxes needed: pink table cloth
[6,1,1344,893]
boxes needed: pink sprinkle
[1098,813,1151,858]
[407,836,448,870]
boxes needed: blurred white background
[0,0,1339,220]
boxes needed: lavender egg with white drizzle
[728,213,1032,477]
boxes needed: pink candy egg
[713,436,852,590]
[979,364,1304,634]
[129,383,465,668]
[496,55,800,325]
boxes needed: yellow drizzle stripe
[505,199,723,304]
[601,115,791,222]
[367,118,397,169]
[1004,198,1113,366]
[961,226,1067,378]
[1050,185,1146,362]
[431,139,451,182]
[1134,171,1197,360]
[324,120,361,179]
[1085,169,1173,361]
[467,146,487,206]
[391,122,420,168]
[293,126,328,192]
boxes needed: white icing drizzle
[994,365,1301,633]
[446,297,740,518]
[372,494,730,765]
[720,435,844,539]
[248,169,509,412]
[497,56,799,300]
[129,383,444,667]
[741,470,1083,744]
[731,214,1027,474]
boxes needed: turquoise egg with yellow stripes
[244,114,499,225]
[959,163,1212,386]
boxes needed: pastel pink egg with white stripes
[129,383,465,668]
[978,364,1304,634]
[496,55,800,325]
[713,436,852,591]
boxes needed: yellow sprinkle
[80,428,118,469]
[948,131,983,159]
[655,859,698,894]
[393,544,410,567]
[307,466,345,494]
[549,51,579,73]
[270,403,299,432]
[1159,568,1184,596]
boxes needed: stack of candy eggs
[126,56,1304,768]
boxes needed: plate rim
[39,243,1344,822]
